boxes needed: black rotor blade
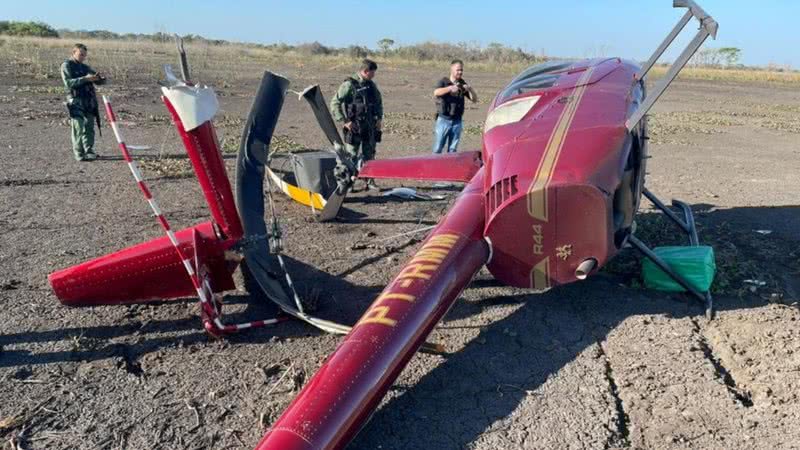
[300,84,354,222]
[241,247,292,307]
[316,185,349,222]
[235,71,291,304]
[301,85,344,148]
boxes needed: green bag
[641,246,716,293]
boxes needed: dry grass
[649,65,800,84]
[138,158,195,179]
[2,36,798,87]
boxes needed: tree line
[0,21,58,37]
[1,20,746,68]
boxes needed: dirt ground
[1,52,799,450]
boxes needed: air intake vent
[486,175,519,217]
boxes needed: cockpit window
[497,60,575,103]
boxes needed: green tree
[377,38,395,54]
[0,21,58,38]
[718,47,742,66]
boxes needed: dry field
[1,38,799,449]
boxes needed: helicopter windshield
[497,60,575,103]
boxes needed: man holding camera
[432,59,477,154]
[330,58,383,190]
[61,43,106,162]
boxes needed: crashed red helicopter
[47,1,717,448]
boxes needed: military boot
[365,178,379,191]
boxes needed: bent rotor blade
[236,71,288,239]
[234,73,356,333]
[300,85,344,148]
[235,71,292,305]
[300,85,355,222]
[266,165,327,209]
[316,185,349,222]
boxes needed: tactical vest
[344,77,378,128]
[63,60,101,120]
[436,78,466,120]
[64,60,97,102]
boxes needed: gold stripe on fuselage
[531,257,551,290]
[526,65,595,289]
[526,66,596,221]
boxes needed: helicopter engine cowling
[479,58,643,289]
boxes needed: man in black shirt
[432,59,477,153]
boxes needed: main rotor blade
[299,85,355,221]
[235,71,291,303]
[236,71,289,237]
[300,85,344,148]
[242,246,292,306]
[316,185,349,222]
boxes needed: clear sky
[4,0,798,68]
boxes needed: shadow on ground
[1,204,797,448]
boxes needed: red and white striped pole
[102,95,281,335]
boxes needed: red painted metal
[49,221,236,305]
[257,58,646,449]
[358,150,482,182]
[483,58,639,289]
[49,54,648,450]
[256,170,489,450]
[162,95,243,240]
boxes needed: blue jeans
[432,116,463,154]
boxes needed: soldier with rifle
[330,58,383,190]
[61,43,106,161]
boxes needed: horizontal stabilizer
[49,222,236,306]
[359,151,482,183]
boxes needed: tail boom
[256,169,488,450]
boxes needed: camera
[455,79,467,95]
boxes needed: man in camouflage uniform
[330,59,383,190]
[61,43,105,161]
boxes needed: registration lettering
[356,233,459,329]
